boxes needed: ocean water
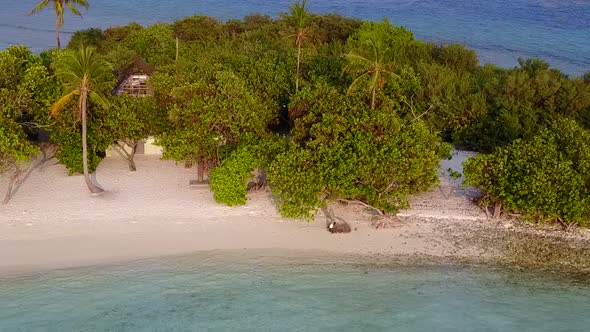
[1,250,589,331]
[0,1,588,75]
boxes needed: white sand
[0,151,487,274]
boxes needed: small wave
[0,23,74,35]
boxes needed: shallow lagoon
[1,250,589,331]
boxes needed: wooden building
[114,57,154,97]
[107,57,162,158]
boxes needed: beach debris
[328,220,352,234]
[189,179,209,188]
[323,207,352,233]
[371,215,402,229]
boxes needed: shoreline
[1,154,590,277]
[2,2,587,76]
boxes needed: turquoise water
[1,1,589,75]
[1,250,589,331]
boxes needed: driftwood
[557,218,579,232]
[322,207,352,234]
[336,199,384,216]
[3,143,56,204]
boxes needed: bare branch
[336,199,384,216]
[112,143,131,161]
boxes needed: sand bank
[1,153,588,275]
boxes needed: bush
[0,118,39,173]
[464,119,590,225]
[456,60,590,152]
[156,70,277,167]
[50,107,111,175]
[433,43,479,72]
[268,83,449,219]
[68,28,105,49]
[415,62,487,141]
[172,15,222,43]
[209,147,257,206]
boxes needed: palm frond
[53,46,113,117]
[53,1,64,25]
[344,52,374,77]
[89,91,110,110]
[28,0,50,15]
[66,3,82,16]
[50,89,79,116]
[344,29,397,108]
[347,72,370,95]
[65,0,89,16]
[289,0,310,29]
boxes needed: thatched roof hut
[114,57,154,96]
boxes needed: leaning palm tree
[28,0,90,49]
[286,0,310,92]
[344,37,396,110]
[51,46,112,193]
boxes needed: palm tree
[28,0,90,49]
[51,46,112,193]
[287,0,310,92]
[345,37,396,110]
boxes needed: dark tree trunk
[197,162,205,182]
[128,143,137,172]
[296,42,301,92]
[493,201,502,219]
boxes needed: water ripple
[1,0,589,74]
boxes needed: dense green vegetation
[0,46,55,202]
[269,83,449,219]
[3,2,590,225]
[464,119,590,226]
[209,147,258,206]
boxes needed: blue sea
[1,0,588,75]
[1,250,589,331]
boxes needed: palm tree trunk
[55,15,61,49]
[81,89,104,194]
[296,42,301,92]
[371,87,376,110]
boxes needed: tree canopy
[5,6,590,226]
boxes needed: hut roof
[116,56,154,86]
[114,57,155,96]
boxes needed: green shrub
[0,118,39,173]
[268,148,325,219]
[268,83,449,219]
[457,60,590,152]
[415,62,487,141]
[464,119,590,225]
[172,15,222,43]
[50,107,111,175]
[433,43,479,72]
[209,147,257,206]
[155,70,277,167]
[68,28,105,49]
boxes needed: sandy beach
[1,152,589,275]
